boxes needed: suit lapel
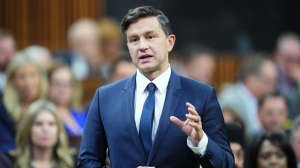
[147,70,182,164]
[122,74,147,162]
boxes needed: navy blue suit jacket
[78,70,234,168]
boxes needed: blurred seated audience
[23,45,53,71]
[258,92,289,137]
[3,51,48,123]
[284,82,300,120]
[98,17,124,81]
[47,62,87,151]
[218,54,277,141]
[274,32,300,93]
[290,116,300,168]
[225,123,245,168]
[55,18,105,80]
[249,132,297,168]
[182,43,216,85]
[222,108,245,130]
[0,28,16,100]
[0,102,15,153]
[13,100,75,168]
[109,51,136,83]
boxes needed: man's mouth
[139,55,153,60]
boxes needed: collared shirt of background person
[249,132,297,168]
[218,54,277,142]
[78,6,233,168]
[13,100,75,168]
[258,92,289,137]
[0,52,48,153]
[290,116,300,168]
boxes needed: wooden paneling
[0,0,104,51]
[212,55,242,92]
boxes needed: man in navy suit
[78,6,233,168]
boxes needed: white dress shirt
[134,65,208,156]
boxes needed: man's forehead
[126,17,161,34]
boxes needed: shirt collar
[136,65,171,94]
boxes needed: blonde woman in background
[3,51,48,123]
[14,100,75,168]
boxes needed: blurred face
[253,61,277,98]
[291,127,300,162]
[111,61,136,82]
[257,140,287,168]
[276,40,300,81]
[258,96,287,133]
[48,67,73,106]
[30,110,58,149]
[186,54,215,84]
[230,142,244,168]
[0,37,15,71]
[13,63,41,102]
[126,17,175,80]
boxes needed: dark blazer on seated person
[0,101,16,153]
[78,70,233,168]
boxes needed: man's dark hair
[120,6,172,36]
[258,91,287,109]
[237,53,272,82]
[182,43,215,63]
[0,28,14,39]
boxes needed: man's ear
[167,34,176,52]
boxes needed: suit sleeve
[77,89,107,168]
[199,87,234,168]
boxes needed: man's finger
[186,102,195,109]
[170,116,184,128]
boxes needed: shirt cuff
[187,131,208,156]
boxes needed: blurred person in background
[225,123,245,168]
[0,52,48,153]
[23,45,53,71]
[182,43,216,85]
[47,62,87,151]
[218,54,277,141]
[109,51,136,83]
[274,32,300,94]
[258,92,288,137]
[13,100,75,168]
[98,18,125,82]
[222,107,245,130]
[290,116,300,168]
[55,18,104,80]
[0,29,16,100]
[249,132,297,168]
[3,52,48,123]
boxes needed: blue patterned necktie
[139,83,156,158]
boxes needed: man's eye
[130,38,138,42]
[148,36,153,39]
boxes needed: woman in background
[3,51,48,123]
[47,62,87,151]
[14,100,75,168]
[249,132,297,168]
[0,51,48,153]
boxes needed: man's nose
[139,38,148,51]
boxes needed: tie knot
[147,83,156,93]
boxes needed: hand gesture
[170,102,203,144]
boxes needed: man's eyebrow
[128,34,138,38]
